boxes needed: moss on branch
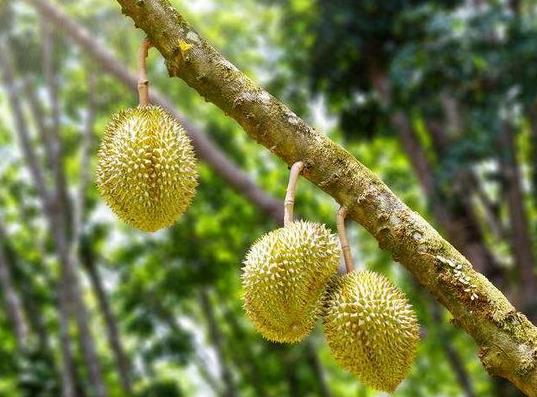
[115,0,537,394]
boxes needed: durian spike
[283,161,304,226]
[137,38,152,106]
[337,206,354,273]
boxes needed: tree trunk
[41,18,73,239]
[53,217,108,397]
[528,106,537,212]
[111,4,537,393]
[41,27,108,396]
[218,300,267,397]
[198,289,239,397]
[81,243,133,395]
[0,39,107,397]
[499,124,537,313]
[58,272,79,397]
[0,223,29,350]
[0,43,78,397]
[425,113,507,288]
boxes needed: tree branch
[41,18,73,238]
[81,240,133,394]
[113,1,537,394]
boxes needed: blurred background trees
[0,0,535,396]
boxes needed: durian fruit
[242,221,341,343]
[96,105,198,232]
[323,270,419,392]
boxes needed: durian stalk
[96,38,198,231]
[336,206,354,273]
[241,161,340,342]
[283,161,304,226]
[137,38,152,106]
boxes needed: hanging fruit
[96,39,198,232]
[242,162,340,342]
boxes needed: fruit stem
[284,161,304,226]
[337,206,354,273]
[138,38,152,106]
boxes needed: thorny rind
[116,0,537,394]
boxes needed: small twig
[137,38,152,106]
[283,161,304,226]
[337,206,354,273]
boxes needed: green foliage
[17,348,60,397]
[0,0,535,396]
[136,379,183,397]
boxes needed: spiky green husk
[96,105,198,232]
[323,270,419,392]
[242,221,341,343]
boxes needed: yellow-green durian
[96,105,198,232]
[323,270,419,392]
[242,221,341,343]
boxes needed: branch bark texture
[114,1,537,394]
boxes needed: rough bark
[113,2,537,394]
[26,0,282,223]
